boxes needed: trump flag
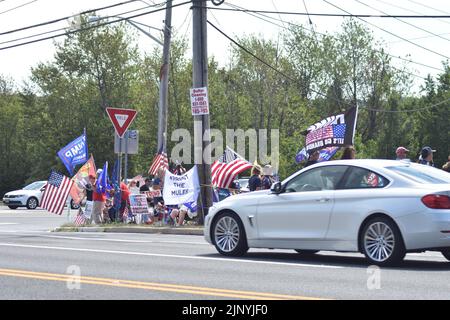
[57,131,88,176]
[304,107,358,154]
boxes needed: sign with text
[129,194,149,215]
[163,167,200,205]
[106,108,138,138]
[190,87,209,116]
[144,190,162,199]
[114,130,139,154]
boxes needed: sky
[0,0,449,94]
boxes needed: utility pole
[193,0,212,224]
[157,0,172,154]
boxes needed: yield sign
[106,107,138,138]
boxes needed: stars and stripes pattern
[74,212,86,226]
[211,147,253,189]
[306,124,347,145]
[148,149,169,176]
[41,170,74,215]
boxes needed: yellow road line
[0,268,326,300]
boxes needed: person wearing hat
[395,146,409,160]
[261,165,275,190]
[418,146,436,167]
[248,165,262,192]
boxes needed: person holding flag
[92,164,108,224]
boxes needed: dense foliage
[0,19,448,197]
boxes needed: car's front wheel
[26,197,38,210]
[441,249,450,261]
[360,217,406,266]
[212,211,248,256]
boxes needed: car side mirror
[40,187,46,192]
[271,182,282,194]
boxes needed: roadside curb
[53,227,204,236]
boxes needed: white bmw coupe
[205,160,450,266]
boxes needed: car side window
[342,167,389,189]
[284,166,348,193]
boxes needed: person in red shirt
[119,181,131,222]
[91,170,106,224]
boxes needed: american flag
[211,147,253,189]
[41,170,74,215]
[148,148,169,176]
[74,212,86,226]
[306,124,346,145]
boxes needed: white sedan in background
[205,160,450,266]
[2,181,80,210]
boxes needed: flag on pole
[148,147,169,176]
[96,162,108,194]
[57,130,88,176]
[211,147,253,189]
[74,212,86,226]
[70,155,96,204]
[303,106,358,154]
[41,170,74,215]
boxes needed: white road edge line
[0,242,343,269]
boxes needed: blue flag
[96,162,108,194]
[57,131,88,176]
[295,146,339,164]
[111,160,121,212]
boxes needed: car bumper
[398,210,450,250]
[2,198,26,206]
[204,211,214,245]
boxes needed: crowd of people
[77,162,197,227]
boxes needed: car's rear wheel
[26,197,38,210]
[440,249,450,261]
[294,250,320,255]
[361,217,406,266]
[212,212,248,256]
[8,206,18,210]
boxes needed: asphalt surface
[1,206,450,300]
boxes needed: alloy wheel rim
[28,198,37,209]
[214,216,240,252]
[364,222,395,262]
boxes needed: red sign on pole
[106,108,138,138]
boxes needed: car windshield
[23,181,46,190]
[387,165,450,184]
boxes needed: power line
[0,0,37,16]
[354,0,450,42]
[0,0,191,51]
[224,2,444,75]
[374,0,450,27]
[405,0,450,16]
[362,96,450,113]
[0,2,164,46]
[321,0,450,61]
[0,0,139,36]
[207,19,449,114]
[202,5,450,19]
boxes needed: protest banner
[129,194,150,215]
[163,166,200,205]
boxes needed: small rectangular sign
[190,87,209,116]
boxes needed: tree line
[0,17,448,197]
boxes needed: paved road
[1,206,450,300]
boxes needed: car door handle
[316,198,331,203]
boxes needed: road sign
[114,130,139,154]
[106,108,138,138]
